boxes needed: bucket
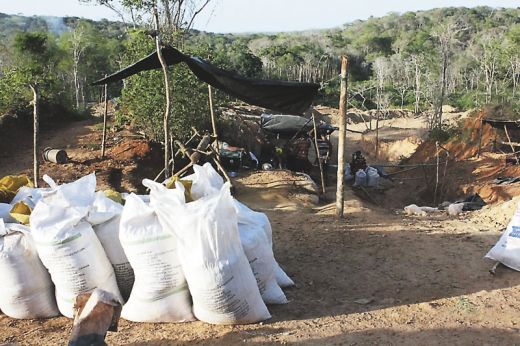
[43,148,68,164]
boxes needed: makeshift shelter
[478,118,520,159]
[93,45,319,115]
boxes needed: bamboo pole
[153,3,172,179]
[312,114,326,196]
[101,79,108,158]
[336,56,348,219]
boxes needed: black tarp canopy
[93,45,319,115]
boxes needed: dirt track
[2,114,520,345]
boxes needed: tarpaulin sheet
[261,114,337,135]
[93,45,319,115]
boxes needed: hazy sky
[0,0,518,33]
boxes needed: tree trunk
[437,54,448,128]
[336,56,348,219]
[101,81,108,158]
[73,64,80,110]
[154,3,172,179]
[30,84,40,188]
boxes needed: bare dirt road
[1,114,520,345]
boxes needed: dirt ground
[2,110,520,345]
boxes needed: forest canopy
[0,6,519,139]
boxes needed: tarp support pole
[336,56,348,219]
[208,85,220,157]
[153,3,172,179]
[101,78,108,158]
[312,114,327,196]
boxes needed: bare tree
[70,24,87,110]
[432,21,466,127]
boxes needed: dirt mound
[471,195,520,229]
[232,170,319,210]
[361,126,426,161]
[109,139,162,162]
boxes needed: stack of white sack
[87,192,135,301]
[145,177,271,324]
[119,193,194,323]
[29,174,122,318]
[0,219,59,319]
[186,163,295,289]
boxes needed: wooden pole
[312,114,326,196]
[30,84,40,188]
[336,56,348,219]
[477,119,483,158]
[504,124,519,165]
[153,3,172,179]
[101,79,108,158]
[208,85,219,155]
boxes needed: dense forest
[0,5,519,139]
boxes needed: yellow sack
[9,201,32,225]
[103,189,124,205]
[0,187,14,204]
[0,175,34,203]
[165,177,193,202]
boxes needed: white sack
[447,202,464,216]
[190,164,294,289]
[119,194,193,323]
[0,203,15,223]
[234,200,294,288]
[146,180,271,324]
[30,175,122,318]
[404,204,439,216]
[88,192,134,301]
[238,222,287,305]
[486,202,520,270]
[0,220,59,319]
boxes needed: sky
[0,0,518,33]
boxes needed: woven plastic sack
[30,174,122,318]
[486,201,520,270]
[0,220,59,319]
[87,192,134,301]
[119,194,194,323]
[234,200,294,288]
[145,179,271,324]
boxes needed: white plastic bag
[366,167,380,187]
[354,169,367,186]
[30,175,122,318]
[0,220,59,319]
[344,163,354,181]
[146,180,271,324]
[486,202,520,270]
[119,194,194,323]
[88,192,134,301]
